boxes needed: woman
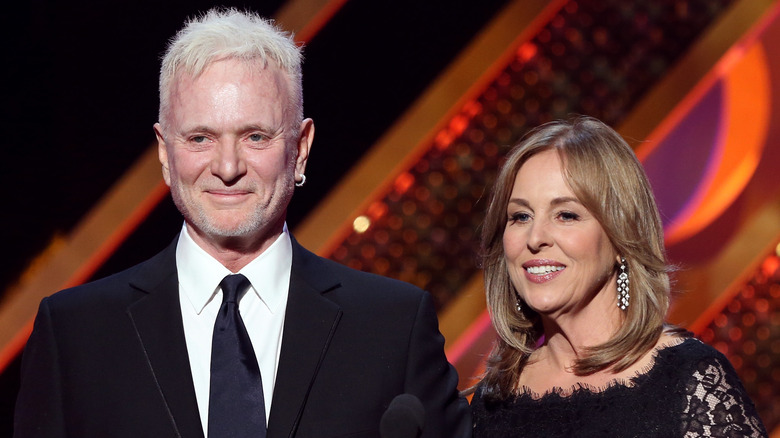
[470,116,767,437]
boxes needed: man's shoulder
[322,255,421,291]
[295,240,420,287]
[295,245,429,311]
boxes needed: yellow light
[353,215,370,234]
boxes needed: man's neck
[185,222,285,273]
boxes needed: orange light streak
[0,181,170,372]
[664,45,770,245]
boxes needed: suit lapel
[267,239,342,438]
[126,240,205,438]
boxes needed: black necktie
[208,274,267,438]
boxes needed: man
[14,8,471,438]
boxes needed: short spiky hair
[158,8,303,133]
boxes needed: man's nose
[211,140,247,183]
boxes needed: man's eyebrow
[179,125,215,135]
[178,124,286,136]
[239,124,285,136]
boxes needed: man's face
[155,58,312,251]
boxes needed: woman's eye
[509,212,531,223]
[558,211,580,221]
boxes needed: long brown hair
[479,116,672,400]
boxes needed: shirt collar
[175,223,293,315]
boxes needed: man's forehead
[169,60,291,111]
[165,58,295,131]
[176,57,284,85]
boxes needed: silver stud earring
[617,257,629,310]
[295,174,306,187]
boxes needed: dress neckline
[512,336,692,401]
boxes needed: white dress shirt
[176,223,291,436]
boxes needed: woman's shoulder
[657,336,769,436]
[653,334,732,372]
[623,333,731,393]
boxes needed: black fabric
[208,274,266,438]
[14,237,471,438]
[471,338,767,438]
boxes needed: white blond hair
[158,8,303,134]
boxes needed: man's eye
[191,136,207,143]
[249,133,266,142]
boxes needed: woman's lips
[522,260,565,284]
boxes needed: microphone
[380,394,425,438]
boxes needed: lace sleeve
[680,354,767,437]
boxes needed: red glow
[393,172,415,195]
[366,201,388,220]
[517,42,538,62]
[434,129,455,150]
[463,100,483,117]
[761,255,779,277]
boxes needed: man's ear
[154,122,171,187]
[295,118,314,179]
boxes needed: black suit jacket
[14,236,471,437]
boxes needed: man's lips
[203,189,253,203]
[206,190,251,195]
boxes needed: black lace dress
[471,338,767,437]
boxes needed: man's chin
[201,223,257,239]
[182,208,284,247]
[184,214,256,238]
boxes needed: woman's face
[503,149,619,320]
